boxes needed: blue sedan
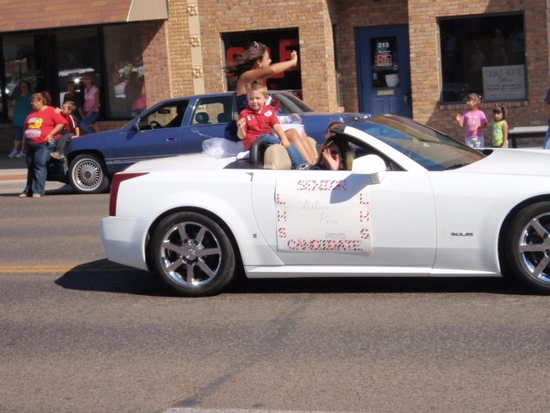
[47,91,368,193]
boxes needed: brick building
[0,0,548,151]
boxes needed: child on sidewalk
[455,93,488,148]
[237,82,308,168]
[51,100,80,160]
[491,104,509,148]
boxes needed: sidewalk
[0,155,27,181]
[0,155,68,195]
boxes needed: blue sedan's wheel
[68,154,110,194]
[149,212,236,297]
[506,201,550,294]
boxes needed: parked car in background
[47,91,368,193]
[101,114,550,297]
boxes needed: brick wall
[140,20,171,107]
[408,0,549,140]
[2,0,549,155]
[331,0,409,114]
[191,0,340,111]
[165,1,193,98]
[318,0,549,138]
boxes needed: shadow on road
[55,259,175,297]
[56,259,525,297]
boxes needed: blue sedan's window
[138,101,189,130]
[192,96,234,125]
[270,92,314,115]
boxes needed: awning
[0,0,169,32]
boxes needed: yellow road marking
[0,265,132,273]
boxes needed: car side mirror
[351,154,386,184]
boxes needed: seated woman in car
[308,136,354,171]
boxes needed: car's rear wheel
[505,201,550,294]
[149,212,236,297]
[68,154,110,194]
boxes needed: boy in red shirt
[51,100,80,160]
[237,82,307,167]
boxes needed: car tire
[149,211,236,297]
[68,154,110,194]
[505,201,550,294]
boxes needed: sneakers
[50,152,65,160]
[14,151,25,158]
[7,149,18,158]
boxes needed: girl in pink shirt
[455,93,487,148]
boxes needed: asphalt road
[1,186,550,413]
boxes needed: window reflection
[1,23,145,121]
[439,14,525,103]
[103,25,146,119]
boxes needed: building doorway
[356,25,412,117]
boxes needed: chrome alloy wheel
[506,201,550,294]
[160,221,222,287]
[150,212,236,296]
[517,211,550,284]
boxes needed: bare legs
[284,128,317,164]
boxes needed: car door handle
[166,137,176,142]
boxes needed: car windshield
[355,114,485,171]
[270,91,314,115]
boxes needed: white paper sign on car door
[275,177,373,253]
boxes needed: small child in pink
[455,93,487,148]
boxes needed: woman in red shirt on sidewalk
[19,91,66,198]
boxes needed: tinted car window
[357,114,484,171]
[138,100,189,130]
[270,92,314,115]
[192,96,234,125]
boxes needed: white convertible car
[100,114,550,297]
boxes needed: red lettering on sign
[226,47,245,66]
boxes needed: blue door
[356,25,412,117]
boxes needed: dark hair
[224,41,268,84]
[32,91,52,106]
[492,103,507,119]
[316,136,354,171]
[325,120,344,135]
[19,80,31,91]
[63,100,77,111]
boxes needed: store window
[103,25,145,118]
[1,22,145,122]
[439,13,525,103]
[2,32,51,120]
[222,29,301,93]
[56,27,101,111]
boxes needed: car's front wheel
[505,201,550,294]
[149,212,236,297]
[68,154,110,194]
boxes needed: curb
[0,174,26,182]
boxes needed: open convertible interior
[224,132,401,171]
